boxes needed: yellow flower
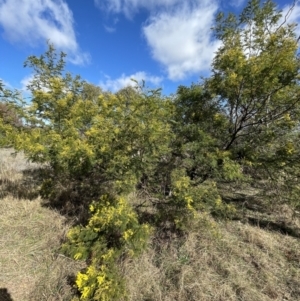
[97,275,105,285]
[87,264,97,277]
[82,286,91,298]
[74,252,82,260]
[185,196,194,211]
[101,249,115,261]
[75,272,88,288]
[215,197,222,208]
[89,204,95,212]
[123,229,134,241]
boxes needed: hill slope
[0,149,299,301]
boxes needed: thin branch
[276,0,296,32]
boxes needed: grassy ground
[123,214,300,301]
[0,149,84,301]
[0,149,299,301]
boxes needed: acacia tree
[12,44,173,210]
[172,0,300,211]
[209,0,300,153]
[206,0,300,208]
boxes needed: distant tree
[0,80,23,146]
[0,102,22,128]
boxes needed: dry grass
[124,215,300,301]
[0,148,41,200]
[0,149,84,301]
[0,149,299,301]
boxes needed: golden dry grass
[0,149,84,301]
[124,215,300,301]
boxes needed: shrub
[62,195,152,300]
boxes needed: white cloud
[104,25,116,33]
[95,0,221,80]
[20,74,35,92]
[94,0,183,18]
[18,74,36,99]
[143,1,221,80]
[0,78,12,89]
[99,72,163,92]
[230,0,246,8]
[95,0,300,82]
[0,0,89,65]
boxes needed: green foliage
[169,0,300,211]
[155,168,237,231]
[62,195,151,300]
[12,44,173,207]
[172,81,245,187]
[208,0,300,208]
[74,260,125,301]
[210,0,300,152]
[0,81,24,147]
[0,108,13,147]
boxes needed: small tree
[209,0,300,152]
[13,44,173,211]
[207,0,300,209]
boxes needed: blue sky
[0,0,299,96]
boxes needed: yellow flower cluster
[123,229,134,241]
[66,195,151,300]
[75,263,117,300]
